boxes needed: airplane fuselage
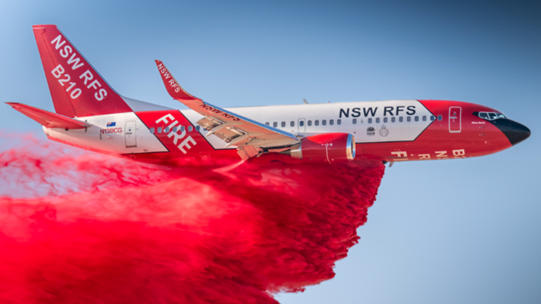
[42,98,529,166]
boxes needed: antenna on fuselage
[303,98,309,104]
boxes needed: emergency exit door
[449,106,461,133]
[298,118,306,132]
[125,121,137,147]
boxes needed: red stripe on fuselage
[358,100,512,162]
[133,110,237,166]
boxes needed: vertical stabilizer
[32,25,132,117]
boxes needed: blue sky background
[1,0,540,303]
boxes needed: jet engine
[289,133,356,163]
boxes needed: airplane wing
[6,102,91,129]
[155,60,300,160]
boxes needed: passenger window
[290,121,295,127]
[375,118,380,123]
[315,120,320,126]
[352,118,357,124]
[422,116,427,121]
[391,117,396,123]
[337,119,341,125]
[158,127,162,133]
[273,122,277,127]
[383,117,388,123]
[407,117,411,122]
[181,126,185,131]
[150,127,155,134]
[196,126,200,131]
[438,115,442,121]
[414,116,419,122]
[322,120,327,126]
[299,120,304,127]
[265,122,270,126]
[173,126,178,132]
[308,120,312,126]
[188,126,193,132]
[430,116,436,121]
[165,127,170,133]
[399,117,403,122]
[281,121,286,127]
[368,118,373,124]
[329,119,334,125]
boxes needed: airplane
[6,25,531,167]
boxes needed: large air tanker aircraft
[7,25,531,166]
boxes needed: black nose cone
[492,119,531,146]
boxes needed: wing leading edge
[155,60,299,160]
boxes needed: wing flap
[6,102,91,129]
[155,60,299,157]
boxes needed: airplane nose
[496,119,531,146]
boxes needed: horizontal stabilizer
[6,102,91,129]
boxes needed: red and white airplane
[7,25,531,166]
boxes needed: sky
[1,0,540,303]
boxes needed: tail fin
[32,25,132,117]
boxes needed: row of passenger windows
[150,125,201,134]
[267,119,343,128]
[149,114,445,134]
[266,115,442,128]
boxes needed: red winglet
[6,102,90,129]
[155,60,201,102]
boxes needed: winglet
[155,60,201,102]
[6,102,90,129]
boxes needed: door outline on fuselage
[125,121,137,147]
[298,118,306,132]
[449,106,461,133]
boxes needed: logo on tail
[33,25,132,117]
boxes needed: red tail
[32,25,132,117]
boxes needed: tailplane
[6,102,90,129]
[32,24,132,117]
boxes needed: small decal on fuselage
[379,125,389,137]
[367,127,375,136]
[101,127,122,134]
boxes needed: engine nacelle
[289,133,356,163]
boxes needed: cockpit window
[478,112,505,121]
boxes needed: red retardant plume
[0,134,384,304]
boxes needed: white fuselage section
[44,99,433,154]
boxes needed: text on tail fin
[33,25,132,117]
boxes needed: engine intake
[289,133,356,163]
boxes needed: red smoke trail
[0,134,384,304]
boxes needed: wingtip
[155,60,200,102]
